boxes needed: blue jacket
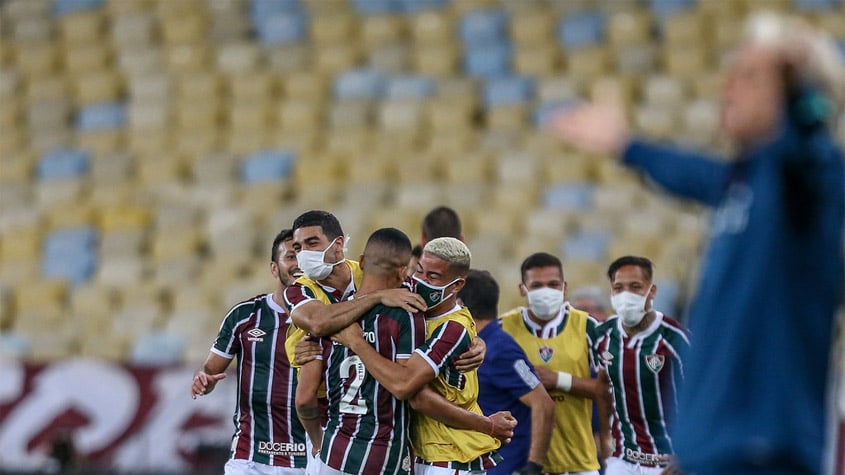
[621,122,844,473]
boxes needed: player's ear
[358,253,366,270]
[518,283,527,297]
[452,277,465,294]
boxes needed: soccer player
[312,228,422,475]
[588,256,690,475]
[333,238,512,475]
[499,252,610,475]
[459,269,554,475]
[420,205,463,247]
[190,229,308,475]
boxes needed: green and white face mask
[413,275,461,310]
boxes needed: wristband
[556,371,573,392]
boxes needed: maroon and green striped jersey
[212,293,307,468]
[319,304,425,475]
[587,312,690,462]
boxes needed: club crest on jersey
[538,346,554,363]
[645,354,665,373]
[601,351,614,366]
[247,328,266,342]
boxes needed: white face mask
[526,287,564,321]
[611,286,652,327]
[297,236,344,281]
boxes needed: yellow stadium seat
[110,12,156,47]
[26,76,71,102]
[88,184,138,209]
[176,71,220,100]
[229,71,277,103]
[76,130,125,155]
[412,43,458,76]
[328,100,372,129]
[266,44,311,73]
[536,76,582,103]
[426,98,474,132]
[315,42,360,75]
[63,42,111,74]
[511,9,555,45]
[44,201,96,230]
[361,15,405,48]
[378,100,424,132]
[664,12,708,47]
[3,0,51,21]
[324,127,371,156]
[311,12,358,44]
[150,226,202,261]
[486,104,528,131]
[175,98,221,129]
[369,43,411,73]
[164,42,211,72]
[11,16,53,43]
[514,43,559,76]
[0,226,41,262]
[663,44,710,81]
[277,98,323,132]
[608,10,652,47]
[13,279,68,324]
[565,46,609,81]
[35,179,85,210]
[282,71,328,102]
[127,127,171,155]
[127,100,170,131]
[95,255,147,287]
[72,69,123,105]
[152,255,203,287]
[115,44,162,74]
[228,100,273,131]
[642,74,687,107]
[0,152,32,185]
[634,104,678,139]
[224,128,271,156]
[105,0,153,16]
[14,41,59,77]
[216,41,261,74]
[409,9,452,42]
[59,10,105,44]
[712,16,742,52]
[136,152,188,183]
[175,130,221,162]
[0,69,19,98]
[160,14,208,45]
[99,204,152,232]
[70,282,118,322]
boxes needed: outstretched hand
[545,86,631,157]
[191,371,226,399]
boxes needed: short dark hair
[292,210,344,240]
[271,228,293,261]
[422,206,462,241]
[411,244,422,258]
[459,269,499,320]
[363,227,412,273]
[607,255,654,283]
[520,252,563,283]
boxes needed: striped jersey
[282,260,363,368]
[211,293,307,467]
[587,312,690,464]
[319,304,425,475]
[412,305,501,468]
[499,305,600,473]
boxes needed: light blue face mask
[413,275,461,310]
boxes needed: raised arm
[290,289,426,336]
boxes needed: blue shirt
[476,320,542,475]
[622,123,844,473]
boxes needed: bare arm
[408,386,516,442]
[332,324,435,400]
[534,366,605,400]
[292,288,426,336]
[595,368,613,462]
[191,353,230,399]
[517,385,555,466]
[295,359,324,455]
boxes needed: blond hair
[423,237,471,274]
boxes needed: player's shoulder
[499,307,524,322]
[224,293,265,319]
[658,313,690,342]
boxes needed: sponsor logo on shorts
[257,441,307,457]
[624,448,670,466]
[247,328,266,342]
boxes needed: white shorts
[224,458,307,475]
[413,463,486,475]
[604,457,664,475]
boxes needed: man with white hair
[334,237,511,475]
[546,12,844,475]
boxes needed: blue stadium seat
[396,0,449,13]
[77,102,127,131]
[334,68,387,100]
[542,182,594,210]
[463,42,512,78]
[385,75,436,100]
[130,330,186,366]
[794,0,842,9]
[53,0,103,16]
[352,0,400,15]
[534,100,581,128]
[460,9,509,48]
[560,230,610,262]
[254,11,308,46]
[483,75,534,108]
[251,0,302,18]
[37,149,90,180]
[648,0,697,19]
[241,150,296,183]
[557,10,605,49]
[42,226,98,284]
[653,278,681,316]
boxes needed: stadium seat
[0,332,31,360]
[463,42,512,77]
[334,67,386,100]
[53,0,103,16]
[361,14,405,47]
[255,10,309,45]
[483,75,533,108]
[560,229,610,262]
[13,17,54,43]
[542,182,595,211]
[76,101,127,130]
[110,12,156,47]
[37,148,90,180]
[513,43,558,76]
[460,8,509,48]
[129,329,186,366]
[511,9,554,45]
[116,45,162,74]
[557,10,605,49]
[409,9,452,44]
[413,43,459,75]
[240,149,296,184]
[385,74,435,99]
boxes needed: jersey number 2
[339,355,367,414]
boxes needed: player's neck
[474,318,494,332]
[319,258,350,289]
[272,287,286,308]
[358,276,394,295]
